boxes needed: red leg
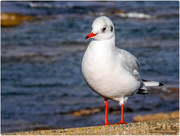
[104,99,110,125]
[114,104,127,124]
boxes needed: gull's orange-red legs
[114,104,127,124]
[104,98,110,125]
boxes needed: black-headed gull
[82,16,163,125]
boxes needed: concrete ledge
[3,119,179,135]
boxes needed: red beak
[85,32,98,40]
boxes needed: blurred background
[1,1,179,133]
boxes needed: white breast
[82,41,139,101]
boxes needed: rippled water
[1,1,179,133]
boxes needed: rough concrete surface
[3,119,179,135]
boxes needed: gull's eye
[102,27,106,32]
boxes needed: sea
[1,1,179,133]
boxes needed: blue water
[1,1,179,133]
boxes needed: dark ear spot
[110,25,113,32]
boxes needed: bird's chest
[83,55,110,79]
[82,45,116,86]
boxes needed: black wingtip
[159,83,164,86]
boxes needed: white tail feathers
[142,79,163,87]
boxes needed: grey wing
[117,49,149,94]
[117,49,140,80]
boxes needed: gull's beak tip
[85,32,97,40]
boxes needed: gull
[81,16,163,125]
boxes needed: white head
[85,16,115,41]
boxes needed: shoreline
[1,85,179,133]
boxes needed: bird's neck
[93,35,115,47]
